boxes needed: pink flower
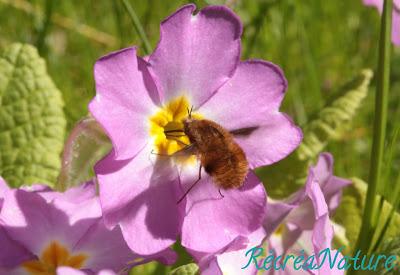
[188,228,266,275]
[0,178,175,274]
[263,153,351,274]
[187,153,349,274]
[57,266,116,275]
[89,4,302,256]
[363,0,400,46]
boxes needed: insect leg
[166,134,187,138]
[164,129,184,134]
[168,137,190,147]
[177,164,202,204]
[218,188,224,199]
[151,143,195,157]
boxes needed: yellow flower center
[22,241,88,275]
[149,96,201,161]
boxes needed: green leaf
[0,43,66,187]
[333,178,365,252]
[376,238,400,274]
[297,69,373,161]
[334,178,400,253]
[57,117,111,191]
[168,263,199,275]
[257,69,373,199]
[129,261,159,275]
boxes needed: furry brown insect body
[183,118,249,189]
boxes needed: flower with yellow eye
[0,178,176,275]
[90,4,302,258]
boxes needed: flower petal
[281,154,350,231]
[234,114,302,168]
[200,60,287,128]
[24,181,96,204]
[89,47,159,160]
[181,165,266,253]
[263,201,295,237]
[0,189,67,254]
[148,4,242,106]
[96,146,182,255]
[392,5,400,46]
[0,177,9,209]
[74,217,177,272]
[306,176,344,275]
[215,228,265,275]
[0,226,34,269]
[198,60,301,168]
[314,153,351,212]
[363,0,400,46]
[73,221,137,272]
[0,189,99,256]
[56,267,87,275]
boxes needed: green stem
[121,0,152,55]
[243,1,270,58]
[355,0,392,257]
[36,0,53,56]
[112,1,125,48]
[371,178,400,253]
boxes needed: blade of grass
[294,1,322,110]
[112,0,125,48]
[355,0,392,256]
[279,0,307,124]
[243,1,271,59]
[36,0,53,56]
[370,126,400,241]
[121,0,152,55]
[1,0,118,47]
[371,174,400,253]
[382,126,400,197]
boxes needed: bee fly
[161,106,249,204]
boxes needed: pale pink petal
[0,177,9,209]
[233,114,302,168]
[96,146,182,255]
[89,47,159,160]
[200,61,302,168]
[56,267,87,275]
[0,190,99,256]
[0,227,34,269]
[215,228,265,275]
[149,4,242,106]
[181,164,266,253]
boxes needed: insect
[163,107,249,204]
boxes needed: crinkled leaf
[257,69,373,199]
[129,262,159,275]
[297,69,373,160]
[169,263,199,275]
[0,43,66,187]
[57,117,111,191]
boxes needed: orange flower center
[22,241,88,275]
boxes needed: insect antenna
[151,143,196,158]
[186,105,194,118]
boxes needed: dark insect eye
[204,164,213,174]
